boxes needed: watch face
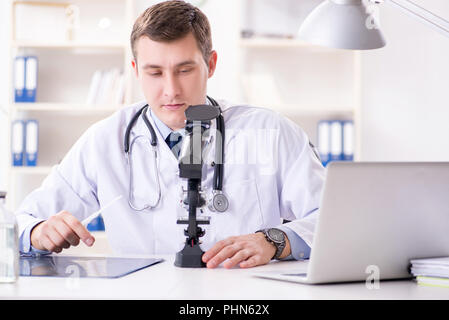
[268,229,284,242]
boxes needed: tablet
[19,255,164,278]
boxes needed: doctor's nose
[163,74,182,99]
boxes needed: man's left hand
[202,232,290,269]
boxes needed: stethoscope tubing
[124,96,224,211]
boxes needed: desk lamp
[298,0,449,50]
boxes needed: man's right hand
[30,211,95,253]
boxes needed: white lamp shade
[298,0,386,50]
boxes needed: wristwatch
[256,228,286,260]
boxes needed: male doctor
[15,0,326,269]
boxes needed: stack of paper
[410,257,449,288]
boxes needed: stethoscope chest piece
[209,190,229,213]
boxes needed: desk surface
[1,254,448,300]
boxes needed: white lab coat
[15,100,326,256]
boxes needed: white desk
[1,255,448,300]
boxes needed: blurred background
[1,0,449,212]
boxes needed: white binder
[317,121,330,166]
[14,57,26,102]
[343,121,354,161]
[25,120,39,166]
[330,121,343,161]
[11,120,25,166]
[25,56,37,102]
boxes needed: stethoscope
[124,96,229,213]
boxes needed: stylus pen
[81,195,123,227]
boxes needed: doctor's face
[132,32,217,130]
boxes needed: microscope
[174,104,222,268]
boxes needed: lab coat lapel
[133,108,179,165]
[128,106,186,253]
[128,107,179,206]
[216,99,239,149]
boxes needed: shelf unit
[13,103,121,113]
[237,0,362,161]
[239,37,344,50]
[6,0,136,211]
[10,166,53,175]
[12,41,128,50]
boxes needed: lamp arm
[375,0,449,38]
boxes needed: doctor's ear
[132,60,139,77]
[207,51,217,78]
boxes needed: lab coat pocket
[210,178,264,240]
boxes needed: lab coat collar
[131,99,235,150]
[130,99,218,165]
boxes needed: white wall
[200,0,242,103]
[360,1,449,161]
[0,0,11,191]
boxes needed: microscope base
[174,243,206,268]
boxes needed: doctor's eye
[147,71,162,77]
[178,68,193,74]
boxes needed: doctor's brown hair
[130,0,213,65]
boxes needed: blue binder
[317,120,330,167]
[318,119,355,166]
[14,56,37,103]
[24,56,38,103]
[330,120,343,162]
[342,120,354,161]
[11,120,25,166]
[14,57,26,103]
[25,120,39,166]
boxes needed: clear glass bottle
[0,191,19,283]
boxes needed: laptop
[253,162,449,284]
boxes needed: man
[15,0,325,269]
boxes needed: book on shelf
[86,68,125,106]
[410,257,449,288]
